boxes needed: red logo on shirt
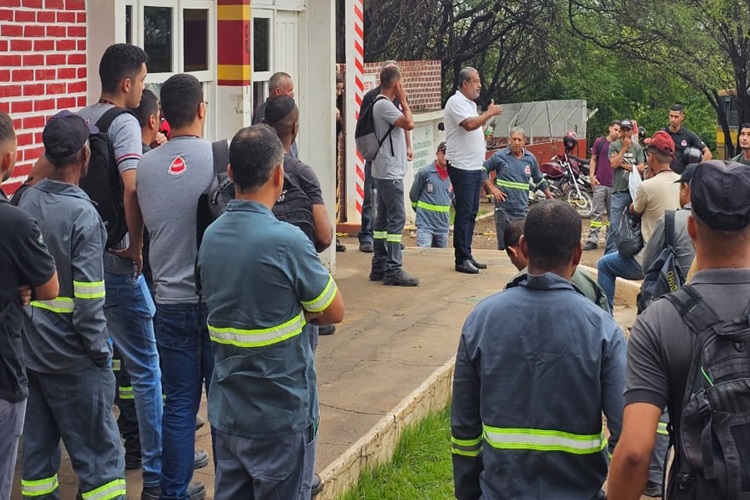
[524,165,531,175]
[168,156,186,176]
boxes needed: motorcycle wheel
[563,186,593,218]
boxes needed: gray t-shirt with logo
[372,97,407,180]
[136,136,215,304]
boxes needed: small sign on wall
[411,123,434,171]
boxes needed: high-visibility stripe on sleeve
[209,313,305,348]
[483,425,606,455]
[590,221,602,228]
[451,435,482,457]
[301,275,337,313]
[118,386,134,400]
[73,280,106,299]
[31,297,74,313]
[386,233,402,243]
[496,179,530,190]
[373,231,387,240]
[657,421,669,436]
[22,475,59,497]
[112,359,121,372]
[81,478,127,500]
[415,201,450,213]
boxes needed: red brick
[77,67,87,78]
[0,69,9,81]
[34,39,55,51]
[57,68,76,79]
[76,95,86,107]
[25,146,46,159]
[45,0,64,8]
[67,53,85,65]
[12,119,22,130]
[23,54,44,66]
[46,83,66,95]
[0,40,7,51]
[57,11,75,22]
[23,0,43,6]
[23,24,44,37]
[0,8,14,21]
[76,11,85,22]
[46,25,66,37]
[2,181,22,196]
[55,39,76,51]
[10,39,32,51]
[37,10,56,22]
[13,163,33,177]
[17,133,34,147]
[0,102,9,114]
[35,69,57,80]
[66,0,84,9]
[24,84,46,96]
[23,116,46,129]
[3,0,21,6]
[67,26,85,37]
[1,24,23,37]
[45,54,66,65]
[34,132,43,144]
[57,97,76,108]
[34,99,55,112]
[11,100,33,113]
[0,85,22,98]
[14,9,35,21]
[67,81,86,93]
[12,69,34,81]
[77,39,86,51]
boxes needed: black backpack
[662,285,750,499]
[274,156,316,245]
[196,139,232,249]
[354,95,394,161]
[637,211,685,314]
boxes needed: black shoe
[195,414,205,431]
[369,271,384,282]
[469,258,487,269]
[583,241,598,251]
[318,324,336,335]
[142,482,206,500]
[336,240,347,252]
[124,451,142,470]
[359,242,374,253]
[455,260,479,274]
[312,473,323,496]
[644,481,663,497]
[194,449,209,470]
[383,270,419,286]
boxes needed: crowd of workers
[2,43,750,500]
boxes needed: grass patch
[339,406,454,500]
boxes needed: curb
[317,358,455,500]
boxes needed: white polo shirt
[444,90,485,171]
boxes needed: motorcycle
[536,153,594,218]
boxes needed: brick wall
[0,0,88,194]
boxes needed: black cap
[691,160,750,231]
[43,110,98,162]
[620,119,633,130]
[437,141,446,152]
[674,163,698,184]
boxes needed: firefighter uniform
[18,179,125,500]
[451,273,626,500]
[482,147,548,249]
[409,161,452,248]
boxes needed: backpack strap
[94,107,134,133]
[373,95,396,153]
[662,284,722,338]
[664,210,675,249]
[211,139,230,175]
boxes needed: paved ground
[11,243,637,499]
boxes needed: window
[183,9,208,72]
[144,6,173,73]
[253,17,270,73]
[125,5,133,44]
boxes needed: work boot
[383,270,419,286]
[312,473,323,496]
[359,241,374,253]
[195,414,205,431]
[369,270,384,282]
[455,260,479,274]
[336,239,347,252]
[142,482,206,500]
[318,324,336,335]
[194,449,209,469]
[583,241,598,251]
[469,258,487,269]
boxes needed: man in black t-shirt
[662,104,711,173]
[0,111,58,498]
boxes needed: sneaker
[469,258,487,270]
[194,449,209,470]
[312,473,323,496]
[583,241,598,251]
[383,270,419,286]
[359,242,374,253]
[455,260,479,274]
[142,482,206,500]
[318,324,336,335]
[369,271,384,282]
[336,240,347,252]
[195,414,205,431]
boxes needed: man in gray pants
[584,120,620,251]
[369,66,419,286]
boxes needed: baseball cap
[646,131,675,157]
[620,119,633,130]
[674,163,698,184]
[43,110,98,163]
[437,141,446,152]
[690,160,750,231]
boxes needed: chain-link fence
[486,99,587,148]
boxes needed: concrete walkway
[11,246,637,499]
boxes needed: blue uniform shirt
[197,200,338,438]
[482,147,547,216]
[409,161,452,233]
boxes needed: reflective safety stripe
[590,221,602,228]
[302,276,337,313]
[373,231,387,240]
[73,280,106,299]
[416,201,450,213]
[386,233,402,243]
[31,297,74,313]
[22,475,59,497]
[119,386,134,400]
[411,201,418,209]
[496,179,529,190]
[606,220,611,227]
[81,478,127,500]
[451,435,482,457]
[112,359,121,372]
[209,313,305,348]
[483,425,606,454]
[657,421,669,436]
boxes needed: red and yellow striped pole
[217,0,250,86]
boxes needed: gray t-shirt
[372,97,406,180]
[136,136,215,304]
[78,103,143,275]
